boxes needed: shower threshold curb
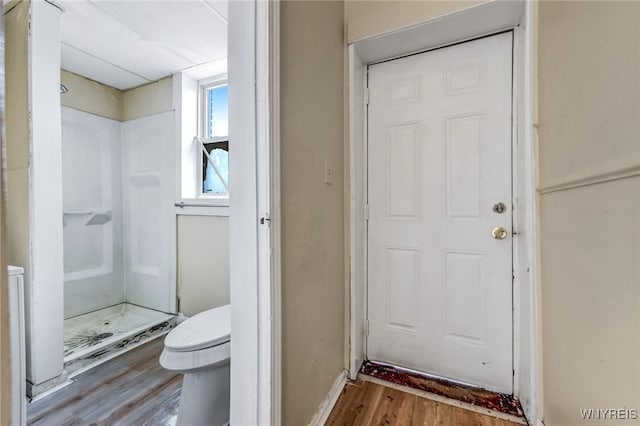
[63,316,177,377]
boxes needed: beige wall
[345,0,486,43]
[538,2,640,425]
[5,1,29,282]
[281,1,345,424]
[61,70,123,121]
[60,72,173,122]
[538,2,640,189]
[177,215,229,317]
[122,76,173,121]
[4,2,29,400]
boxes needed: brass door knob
[492,226,508,240]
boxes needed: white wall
[173,71,230,318]
[173,72,199,200]
[62,107,124,319]
[5,0,65,387]
[122,111,177,313]
[28,1,64,386]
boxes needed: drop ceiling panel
[91,1,227,65]
[60,0,227,90]
[61,43,150,90]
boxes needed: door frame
[228,1,281,425]
[348,1,541,423]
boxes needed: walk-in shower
[61,105,176,375]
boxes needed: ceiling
[59,0,228,90]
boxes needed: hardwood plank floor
[29,337,522,426]
[360,361,523,418]
[27,337,181,426]
[326,379,524,426]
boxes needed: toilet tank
[8,266,26,426]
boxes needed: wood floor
[27,337,182,426]
[28,336,521,426]
[326,379,523,426]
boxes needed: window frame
[197,75,229,201]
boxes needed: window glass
[201,83,229,195]
[203,143,229,194]
[206,85,228,139]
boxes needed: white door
[367,32,513,393]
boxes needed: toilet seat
[160,305,231,372]
[160,339,230,372]
[165,305,230,352]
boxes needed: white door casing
[367,32,514,393]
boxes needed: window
[199,81,229,196]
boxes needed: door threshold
[359,361,526,424]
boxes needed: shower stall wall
[62,107,123,319]
[62,107,177,318]
[122,111,177,313]
[61,106,177,375]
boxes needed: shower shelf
[63,210,112,226]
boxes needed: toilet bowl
[160,304,230,426]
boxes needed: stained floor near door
[27,337,181,426]
[361,361,524,418]
[326,379,523,426]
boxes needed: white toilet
[160,304,230,426]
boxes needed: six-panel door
[367,32,514,393]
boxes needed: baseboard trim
[26,371,70,400]
[308,370,347,426]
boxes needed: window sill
[175,197,229,207]
[175,198,229,217]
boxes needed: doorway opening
[366,31,514,394]
[348,1,539,423]
[4,1,277,424]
